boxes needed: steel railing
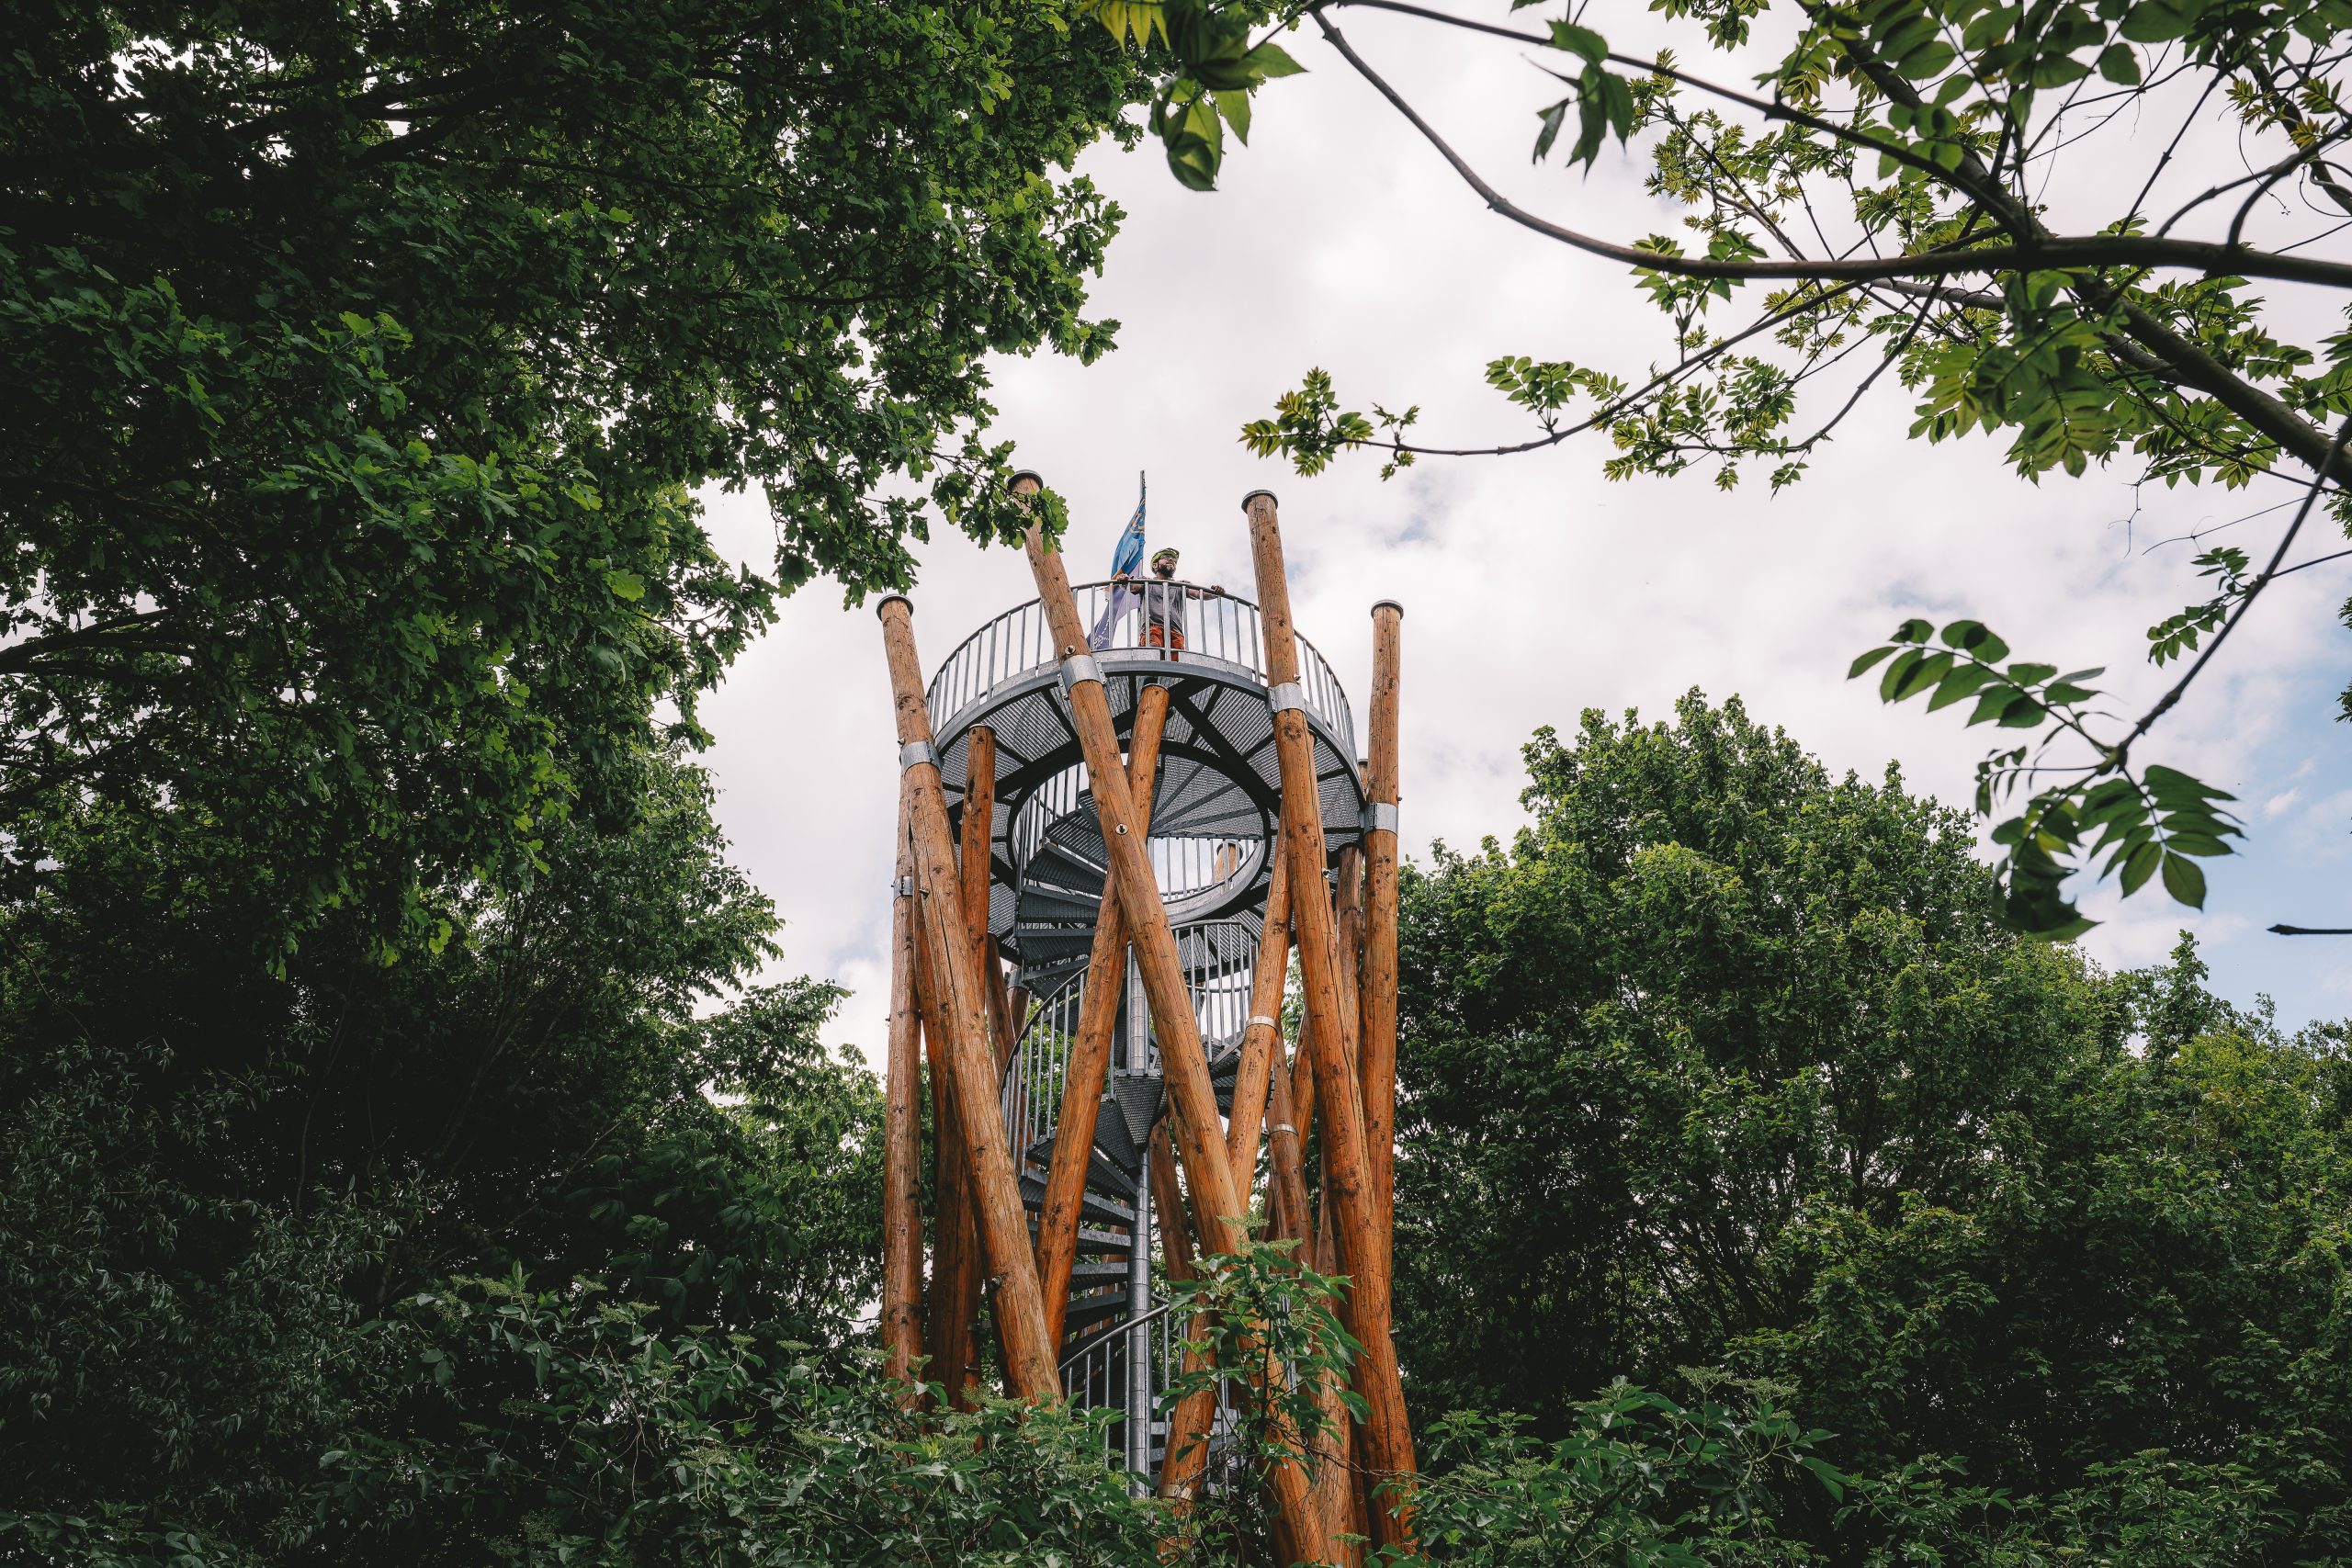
[1059,1292,1241,1482]
[925,580,1356,759]
[1001,920,1262,1170]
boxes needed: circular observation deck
[925,580,1366,992]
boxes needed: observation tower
[873,484,1414,1551]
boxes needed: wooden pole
[1240,491,1418,1548]
[914,911,978,1408]
[1361,602,1404,1328]
[1034,682,1170,1348]
[876,595,1059,1403]
[963,727,997,977]
[956,726,1032,1397]
[1333,844,1365,1043]
[1265,1039,1313,1248]
[1150,1122,1218,1507]
[882,774,926,1393]
[1225,849,1292,1199]
[1014,475,1329,1564]
[1014,487,1251,1257]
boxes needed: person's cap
[1151,547,1181,564]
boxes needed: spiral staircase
[923,580,1365,1483]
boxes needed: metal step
[1024,840,1107,896]
[1021,1171,1135,1229]
[1063,1289,1130,1335]
[1023,1132,1138,1201]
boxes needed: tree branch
[1312,6,2352,289]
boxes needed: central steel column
[1125,1157,1153,1488]
[1124,946,1155,1488]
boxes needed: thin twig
[2111,415,2352,767]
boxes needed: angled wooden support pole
[1226,848,1292,1199]
[955,725,1032,1396]
[1035,681,1170,1348]
[915,908,978,1409]
[1265,1037,1314,1247]
[1014,474,1329,1564]
[1363,602,1404,1311]
[1334,843,1367,1065]
[876,594,1059,1403]
[882,774,927,1394]
[1149,1122,1217,1509]
[1241,490,1419,1551]
[1014,479,1250,1256]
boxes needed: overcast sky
[696,7,2352,1062]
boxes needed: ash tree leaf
[1849,645,1898,678]
[2160,851,2207,907]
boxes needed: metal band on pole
[1267,681,1306,715]
[898,739,939,772]
[1058,651,1103,696]
[1368,801,1399,835]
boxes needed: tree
[1081,0,2352,934]
[1390,693,2352,1559]
[0,750,890,1559]
[2,0,1143,955]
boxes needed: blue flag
[1090,473,1146,651]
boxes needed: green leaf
[1535,99,1570,161]
[1243,40,1307,80]
[2098,42,2143,82]
[2159,851,2207,907]
[604,569,646,601]
[1890,649,1954,701]
[1849,646,1898,679]
[1926,661,2000,710]
[1892,617,1935,643]
[1940,619,2011,662]
[2119,839,2162,894]
[1897,39,1958,77]
[1214,88,1252,145]
[2165,831,2233,856]
[1548,20,1610,62]
[1881,647,1928,702]
[2004,662,2058,685]
[1967,685,2021,726]
[2119,0,2194,40]
[1996,695,2048,728]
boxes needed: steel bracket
[1059,652,1103,696]
[897,739,938,773]
[1267,681,1306,715]
[1367,801,1399,835]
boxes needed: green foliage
[1162,1240,1366,1464]
[1078,0,1304,190]
[1400,1385,1838,1566]
[0,753,888,1560]
[1849,615,2242,935]
[1391,694,2352,1562]
[1,0,1145,955]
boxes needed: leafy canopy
[1392,694,2352,1561]
[2,0,1142,954]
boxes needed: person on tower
[1118,547,1221,657]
